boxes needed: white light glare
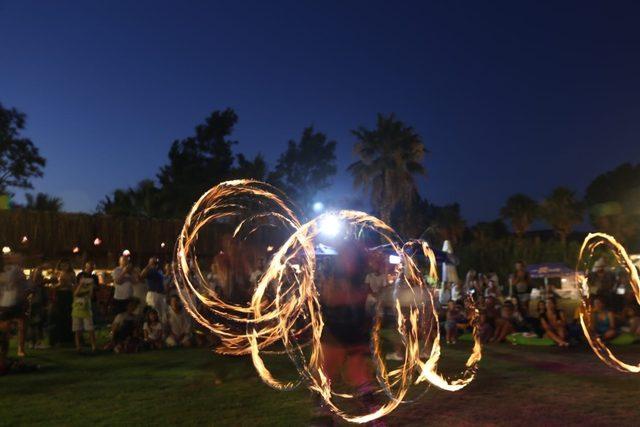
[389,254,402,265]
[319,215,341,238]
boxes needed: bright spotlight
[319,215,341,238]
[2,246,11,254]
[312,201,325,213]
[388,254,402,265]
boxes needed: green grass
[2,336,639,426]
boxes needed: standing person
[27,265,50,349]
[130,266,147,317]
[112,255,134,315]
[73,261,98,352]
[206,261,228,298]
[163,262,177,298]
[141,257,167,323]
[0,252,28,357]
[509,261,532,315]
[50,259,75,346]
[166,295,193,348]
[364,255,386,317]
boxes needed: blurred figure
[143,309,164,349]
[141,257,167,323]
[0,252,28,357]
[589,296,617,341]
[540,298,568,347]
[73,261,98,352]
[588,258,616,302]
[166,295,192,348]
[110,299,141,353]
[112,255,134,315]
[50,259,75,346]
[27,265,50,349]
[509,261,531,315]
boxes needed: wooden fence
[0,210,226,267]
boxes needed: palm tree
[25,192,63,212]
[348,113,426,225]
[540,187,584,244]
[500,193,538,238]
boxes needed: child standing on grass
[73,261,97,352]
[143,309,164,349]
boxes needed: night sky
[2,1,640,224]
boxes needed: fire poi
[172,179,638,423]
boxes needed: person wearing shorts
[72,262,97,352]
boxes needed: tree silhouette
[25,192,63,212]
[348,113,426,225]
[157,109,238,217]
[500,193,538,238]
[585,162,640,242]
[0,103,46,194]
[269,127,337,212]
[540,187,584,244]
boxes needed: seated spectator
[621,304,640,337]
[490,301,521,343]
[477,311,493,343]
[590,296,617,341]
[143,309,164,349]
[540,298,569,347]
[166,296,192,348]
[110,299,142,353]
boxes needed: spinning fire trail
[172,180,638,423]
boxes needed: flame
[576,233,640,373]
[173,180,482,423]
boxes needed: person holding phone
[112,255,134,315]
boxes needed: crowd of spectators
[435,259,640,347]
[0,251,250,374]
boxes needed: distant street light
[93,237,102,246]
[2,246,11,254]
[72,246,80,254]
[21,236,28,244]
[122,249,131,257]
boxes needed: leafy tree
[25,192,63,212]
[0,103,46,194]
[422,202,466,245]
[98,179,162,217]
[348,113,426,225]
[231,153,269,181]
[157,109,238,217]
[585,162,640,243]
[540,187,584,244]
[500,193,538,238]
[269,127,337,212]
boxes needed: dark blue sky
[2,1,640,223]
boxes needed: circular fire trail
[173,180,638,423]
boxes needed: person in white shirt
[166,295,192,347]
[364,257,386,316]
[0,253,29,358]
[112,255,134,314]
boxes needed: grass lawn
[2,335,639,426]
